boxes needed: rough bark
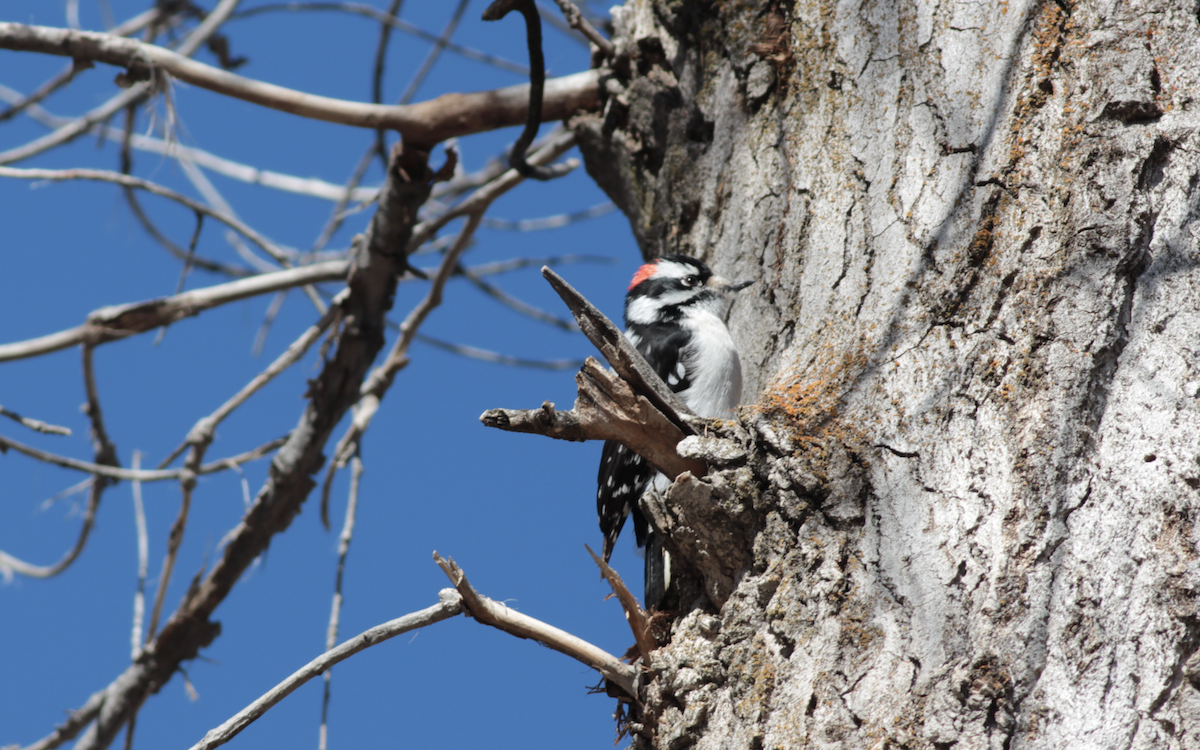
[573,0,1200,748]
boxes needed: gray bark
[572,0,1200,747]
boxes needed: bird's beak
[708,276,755,293]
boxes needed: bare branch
[586,544,656,660]
[0,432,285,483]
[0,166,293,265]
[234,2,528,74]
[407,129,578,250]
[551,0,614,58]
[130,452,149,659]
[412,333,584,370]
[0,260,348,363]
[541,266,696,430]
[433,553,639,697]
[0,22,600,147]
[0,0,244,166]
[0,7,160,124]
[481,358,706,480]
[0,404,71,435]
[188,591,465,750]
[458,263,578,331]
[320,454,362,750]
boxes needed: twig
[370,0,405,167]
[433,552,639,697]
[319,454,362,750]
[130,452,149,659]
[0,166,293,265]
[585,544,656,660]
[0,433,286,483]
[0,260,348,363]
[0,0,243,166]
[407,129,578,251]
[480,201,615,231]
[481,0,572,180]
[0,7,160,124]
[412,332,584,370]
[233,2,528,74]
[188,592,465,750]
[0,22,601,147]
[551,0,614,58]
[458,262,578,331]
[155,212,205,345]
[0,404,71,435]
[480,358,706,480]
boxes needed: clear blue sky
[0,2,646,747]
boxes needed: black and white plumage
[597,254,752,609]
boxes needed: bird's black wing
[596,324,691,563]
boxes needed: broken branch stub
[480,358,705,480]
[539,266,695,433]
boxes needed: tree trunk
[572,0,1200,747]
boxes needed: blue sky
[0,2,647,747]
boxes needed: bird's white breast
[679,310,742,419]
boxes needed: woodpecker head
[625,254,753,326]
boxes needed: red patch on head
[628,261,659,291]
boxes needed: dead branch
[433,552,639,698]
[0,433,285,484]
[0,261,348,364]
[551,0,614,58]
[187,591,465,750]
[235,2,528,75]
[0,22,600,147]
[541,266,695,431]
[52,135,441,750]
[481,358,706,480]
[585,544,656,661]
[0,404,71,435]
[0,0,242,167]
[0,166,293,265]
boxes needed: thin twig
[157,291,346,470]
[586,544,656,660]
[434,552,639,697]
[0,432,286,483]
[130,452,149,659]
[370,0,405,167]
[189,591,464,750]
[0,404,71,435]
[0,0,244,166]
[319,454,362,750]
[406,129,578,251]
[0,166,293,265]
[0,260,348,363]
[412,332,584,370]
[458,262,578,331]
[233,2,527,74]
[551,0,613,58]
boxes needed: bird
[597,254,752,609]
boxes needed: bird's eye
[682,275,700,288]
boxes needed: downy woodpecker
[597,254,752,609]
